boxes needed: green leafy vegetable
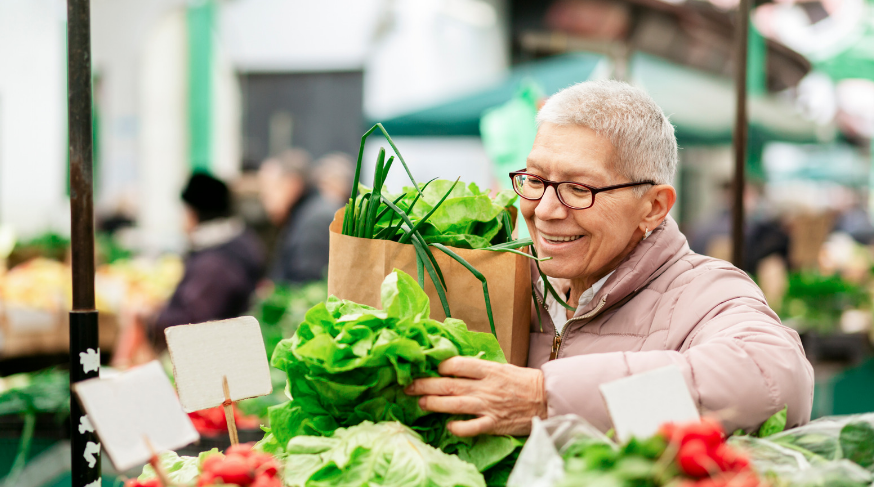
[758,406,788,438]
[139,448,223,484]
[266,269,517,474]
[839,422,874,470]
[276,421,486,487]
[558,433,676,487]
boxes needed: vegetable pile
[728,413,874,487]
[131,443,280,487]
[264,269,520,483]
[558,418,764,487]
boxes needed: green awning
[377,53,836,145]
[378,53,602,137]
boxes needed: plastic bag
[779,460,872,487]
[728,435,811,477]
[506,415,613,487]
[728,415,874,487]
[768,413,874,463]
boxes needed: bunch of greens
[781,272,869,334]
[270,421,488,487]
[139,449,221,485]
[340,124,544,337]
[727,414,874,487]
[558,434,677,487]
[7,232,70,267]
[768,415,874,470]
[0,369,70,486]
[374,180,518,250]
[265,269,520,481]
[250,280,328,359]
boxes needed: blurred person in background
[312,152,354,207]
[258,149,341,284]
[689,180,790,274]
[151,173,265,345]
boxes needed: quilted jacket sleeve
[540,266,813,434]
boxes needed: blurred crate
[0,304,118,358]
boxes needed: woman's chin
[536,258,582,280]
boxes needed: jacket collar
[569,215,691,319]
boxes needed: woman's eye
[526,178,544,188]
[569,186,589,195]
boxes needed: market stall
[41,0,874,485]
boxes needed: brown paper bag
[327,209,531,366]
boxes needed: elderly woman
[405,80,813,436]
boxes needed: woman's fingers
[447,416,496,437]
[405,376,475,396]
[418,394,484,416]
[437,356,492,379]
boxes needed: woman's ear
[640,185,676,232]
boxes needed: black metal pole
[732,0,750,269]
[67,0,101,485]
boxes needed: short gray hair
[536,80,677,195]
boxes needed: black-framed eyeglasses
[509,170,656,210]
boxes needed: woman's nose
[535,186,567,221]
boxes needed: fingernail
[418,397,427,409]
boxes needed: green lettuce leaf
[839,422,874,470]
[758,406,788,437]
[267,269,517,473]
[371,180,517,249]
[139,448,222,484]
[279,421,486,487]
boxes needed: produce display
[0,255,182,313]
[730,413,874,487]
[134,444,280,487]
[249,280,328,360]
[509,416,766,487]
[264,269,520,485]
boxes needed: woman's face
[522,123,649,284]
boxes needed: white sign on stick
[165,316,272,412]
[72,361,200,472]
[599,365,700,442]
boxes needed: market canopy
[377,53,837,146]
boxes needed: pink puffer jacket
[528,216,813,433]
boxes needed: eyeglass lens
[512,174,592,209]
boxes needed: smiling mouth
[540,232,583,243]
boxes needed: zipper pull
[549,334,562,361]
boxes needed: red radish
[211,456,253,485]
[250,474,282,487]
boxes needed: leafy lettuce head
[267,269,505,447]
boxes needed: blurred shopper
[689,181,789,274]
[152,173,265,344]
[313,152,354,206]
[258,149,341,284]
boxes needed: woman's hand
[404,356,548,436]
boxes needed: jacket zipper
[549,296,607,361]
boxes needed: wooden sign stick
[222,376,239,445]
[144,435,172,487]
